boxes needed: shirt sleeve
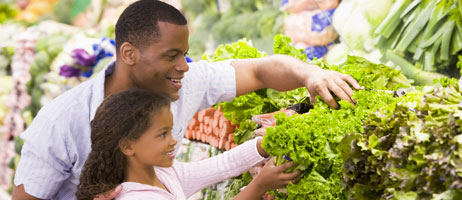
[185,60,236,111]
[14,114,73,199]
[174,137,265,197]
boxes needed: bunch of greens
[261,35,413,199]
[377,0,462,80]
[262,89,403,199]
[340,80,462,200]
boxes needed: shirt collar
[89,61,116,121]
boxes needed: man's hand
[305,69,360,109]
[93,185,122,200]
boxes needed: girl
[76,88,300,200]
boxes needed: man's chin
[168,92,180,101]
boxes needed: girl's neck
[125,162,168,191]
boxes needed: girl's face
[130,106,177,167]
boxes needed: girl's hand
[233,158,301,200]
[253,158,301,192]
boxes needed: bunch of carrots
[185,106,238,150]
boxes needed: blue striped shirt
[14,60,236,199]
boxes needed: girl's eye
[160,132,168,138]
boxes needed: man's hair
[76,88,171,199]
[115,0,187,53]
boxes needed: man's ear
[119,42,138,65]
[119,138,135,156]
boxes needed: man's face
[131,22,189,100]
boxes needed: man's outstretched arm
[232,54,361,109]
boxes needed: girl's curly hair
[76,88,171,200]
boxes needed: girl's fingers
[281,169,301,180]
[277,161,296,172]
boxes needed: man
[12,0,360,199]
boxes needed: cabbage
[333,0,394,51]
[360,0,394,27]
[330,0,394,66]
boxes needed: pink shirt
[116,138,265,200]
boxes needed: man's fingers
[342,74,361,90]
[335,78,354,99]
[309,92,317,105]
[318,87,338,109]
[328,81,352,105]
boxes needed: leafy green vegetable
[341,81,462,199]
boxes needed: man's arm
[232,54,361,109]
[12,185,42,200]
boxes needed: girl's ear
[119,139,135,156]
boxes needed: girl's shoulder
[115,182,173,200]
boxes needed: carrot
[204,125,209,135]
[215,137,220,148]
[197,110,204,123]
[231,143,237,149]
[199,123,204,133]
[228,134,234,143]
[201,132,206,143]
[225,141,231,151]
[213,126,219,136]
[189,118,198,129]
[204,116,210,125]
[211,117,218,128]
[207,135,212,143]
[205,107,215,117]
[219,115,225,128]
[195,131,201,140]
[217,105,222,112]
[219,136,227,149]
[223,121,235,134]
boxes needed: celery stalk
[400,0,422,18]
[396,1,435,52]
[392,8,419,49]
[440,20,455,61]
[385,50,446,85]
[420,19,449,48]
[375,0,412,39]
[451,28,462,55]
[414,4,449,60]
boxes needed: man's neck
[104,62,132,98]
